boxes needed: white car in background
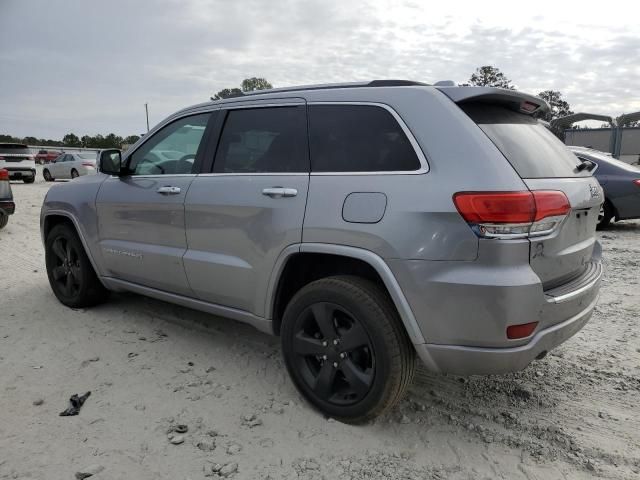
[43,152,98,181]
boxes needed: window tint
[213,106,307,173]
[308,105,421,172]
[461,103,588,179]
[127,113,211,175]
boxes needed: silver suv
[41,81,603,423]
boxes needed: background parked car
[43,152,98,181]
[35,149,63,164]
[0,169,15,229]
[0,143,36,183]
[569,146,640,228]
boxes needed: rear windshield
[0,144,31,155]
[78,153,96,160]
[461,103,589,178]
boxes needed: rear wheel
[43,169,54,182]
[23,176,35,184]
[45,223,108,307]
[0,213,8,229]
[71,169,79,179]
[597,200,614,229]
[281,275,415,424]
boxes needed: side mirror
[99,149,122,175]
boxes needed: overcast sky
[1,0,639,139]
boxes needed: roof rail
[212,80,430,100]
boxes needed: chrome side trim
[197,172,308,177]
[100,277,273,335]
[307,101,430,176]
[288,243,427,344]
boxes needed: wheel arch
[267,243,426,345]
[42,211,105,286]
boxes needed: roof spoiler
[435,86,550,115]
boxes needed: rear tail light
[0,155,4,160]
[0,169,8,180]
[506,321,538,339]
[453,190,571,239]
[81,162,95,167]
[634,179,640,187]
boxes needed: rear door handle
[262,187,298,198]
[157,186,181,195]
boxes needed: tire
[23,176,35,184]
[45,223,108,308]
[281,275,415,424]
[43,169,54,182]
[597,200,614,230]
[0,213,8,229]
[71,169,79,179]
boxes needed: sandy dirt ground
[1,169,639,480]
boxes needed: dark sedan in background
[570,146,640,228]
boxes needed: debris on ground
[74,464,104,479]
[59,392,91,416]
[241,413,262,428]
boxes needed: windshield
[461,103,589,179]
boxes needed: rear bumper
[387,240,602,375]
[4,167,36,179]
[415,294,598,375]
[0,200,15,215]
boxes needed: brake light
[81,162,95,167]
[634,179,640,187]
[506,321,538,339]
[0,169,8,180]
[453,190,570,238]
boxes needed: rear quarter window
[308,104,421,172]
[461,103,588,179]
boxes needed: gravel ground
[1,169,639,480]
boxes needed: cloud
[0,0,638,138]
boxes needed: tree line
[0,132,141,149]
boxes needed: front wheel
[43,169,54,182]
[281,276,415,424]
[45,223,108,308]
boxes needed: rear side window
[213,106,308,173]
[308,105,421,172]
[461,103,587,178]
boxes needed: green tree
[468,66,515,89]
[62,133,82,147]
[123,135,140,145]
[212,87,243,100]
[212,77,273,100]
[535,90,573,122]
[241,77,273,92]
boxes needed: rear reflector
[0,169,8,181]
[506,322,538,339]
[453,190,570,239]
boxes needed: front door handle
[157,186,181,195]
[262,187,298,198]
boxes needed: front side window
[308,105,421,172]
[213,106,308,173]
[127,113,211,175]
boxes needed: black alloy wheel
[292,301,375,406]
